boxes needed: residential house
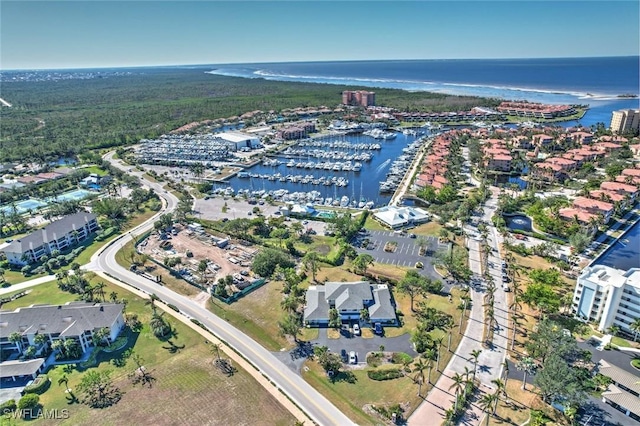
[1,212,99,266]
[572,197,615,224]
[598,360,640,422]
[600,181,638,202]
[304,281,396,326]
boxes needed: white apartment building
[573,265,640,333]
[610,109,640,135]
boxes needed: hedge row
[23,375,50,394]
[367,369,403,381]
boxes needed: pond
[504,214,533,232]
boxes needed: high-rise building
[610,109,640,134]
[342,90,375,107]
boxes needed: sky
[1,1,639,70]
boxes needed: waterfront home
[545,157,578,172]
[572,197,615,224]
[599,181,639,202]
[558,207,597,226]
[485,154,512,172]
[304,281,396,326]
[1,212,99,266]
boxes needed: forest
[0,67,499,162]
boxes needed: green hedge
[0,399,16,414]
[23,375,50,395]
[167,304,180,312]
[391,352,413,365]
[367,369,403,381]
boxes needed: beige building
[610,109,640,134]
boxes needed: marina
[219,131,426,208]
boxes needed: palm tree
[516,357,536,390]
[631,318,640,342]
[501,360,510,387]
[469,349,481,382]
[491,378,507,405]
[479,392,500,426]
[94,281,106,302]
[607,325,621,337]
[413,358,428,397]
[9,332,23,352]
[58,375,71,393]
[449,372,465,412]
[109,291,119,303]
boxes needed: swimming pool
[0,199,48,215]
[48,189,98,203]
[314,210,337,219]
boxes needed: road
[90,152,354,426]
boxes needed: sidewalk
[0,275,56,296]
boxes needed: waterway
[594,218,640,271]
[218,132,422,208]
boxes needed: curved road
[90,153,354,426]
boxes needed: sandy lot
[139,225,258,286]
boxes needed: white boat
[340,196,349,207]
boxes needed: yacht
[340,196,350,207]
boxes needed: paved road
[91,152,354,426]
[408,153,509,426]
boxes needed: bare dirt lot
[139,225,258,287]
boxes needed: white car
[349,351,357,364]
[353,324,361,336]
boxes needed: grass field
[1,279,296,426]
[302,361,422,425]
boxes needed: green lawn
[302,361,422,425]
[1,281,70,309]
[1,279,296,425]
[79,166,108,176]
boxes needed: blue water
[595,219,640,271]
[206,57,640,127]
[221,132,420,207]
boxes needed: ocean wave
[206,68,636,104]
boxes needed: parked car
[374,323,383,335]
[502,275,510,282]
[415,261,424,269]
[340,349,348,363]
[349,351,357,364]
[409,233,416,238]
[502,285,510,292]
[353,323,361,336]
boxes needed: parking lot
[353,229,445,281]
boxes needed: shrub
[0,399,16,414]
[167,304,180,312]
[367,369,403,381]
[17,393,39,411]
[23,375,50,395]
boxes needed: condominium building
[610,109,640,135]
[342,90,376,107]
[2,212,99,266]
[573,265,640,333]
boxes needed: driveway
[0,377,30,405]
[353,230,445,281]
[273,327,418,373]
[579,338,640,376]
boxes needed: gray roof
[602,384,640,418]
[325,282,372,305]
[0,358,44,379]
[304,286,329,321]
[369,285,396,321]
[0,302,123,339]
[598,360,640,394]
[3,211,96,254]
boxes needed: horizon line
[1,55,638,72]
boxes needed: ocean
[206,56,640,127]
